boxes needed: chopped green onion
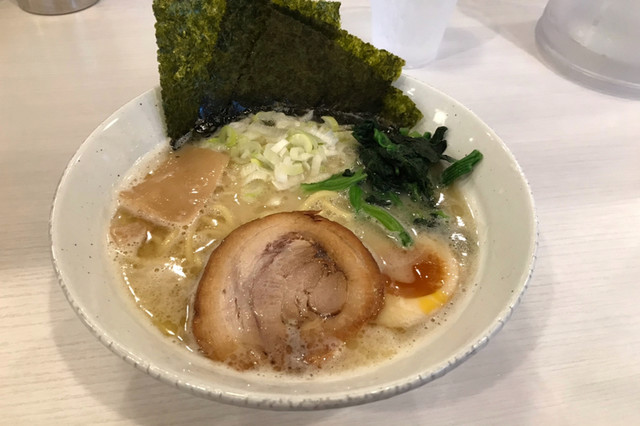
[250,157,264,167]
[441,150,483,185]
[218,125,239,147]
[270,138,289,154]
[288,132,315,153]
[301,169,367,192]
[321,115,339,131]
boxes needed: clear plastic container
[371,0,458,68]
[536,0,640,97]
[17,0,98,15]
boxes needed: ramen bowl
[50,74,537,410]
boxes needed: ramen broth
[108,118,478,374]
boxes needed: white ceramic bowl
[50,75,537,410]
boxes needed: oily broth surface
[108,145,309,348]
[301,186,478,373]
[107,141,478,376]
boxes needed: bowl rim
[50,75,539,410]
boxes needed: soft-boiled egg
[374,235,459,329]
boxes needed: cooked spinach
[348,184,364,212]
[441,150,484,186]
[301,121,481,247]
[353,120,483,205]
[352,120,450,207]
[365,191,401,207]
[301,169,367,193]
[350,120,482,243]
[413,210,449,228]
[348,184,413,247]
[362,203,413,247]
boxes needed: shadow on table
[50,237,553,425]
[436,26,490,63]
[457,0,545,60]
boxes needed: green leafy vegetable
[301,169,367,193]
[413,210,449,228]
[348,184,364,212]
[373,128,398,152]
[362,204,413,247]
[353,120,483,217]
[365,191,401,207]
[441,149,484,185]
[348,182,412,246]
[432,210,449,219]
[352,120,450,206]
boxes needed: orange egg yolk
[384,254,444,298]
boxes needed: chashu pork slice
[193,211,385,371]
[118,145,229,227]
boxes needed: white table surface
[1,0,639,424]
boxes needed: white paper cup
[371,0,457,68]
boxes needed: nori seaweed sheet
[153,0,422,141]
[153,0,226,140]
[271,0,341,30]
[234,7,389,110]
